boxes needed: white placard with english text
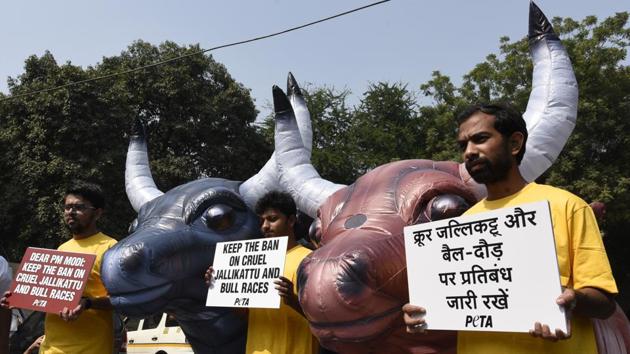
[206,236,288,308]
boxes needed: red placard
[7,247,96,314]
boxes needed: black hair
[254,191,296,217]
[64,181,106,209]
[456,103,528,164]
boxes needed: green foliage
[303,87,356,184]
[0,41,270,259]
[348,82,422,175]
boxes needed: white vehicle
[126,313,193,354]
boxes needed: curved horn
[239,73,314,209]
[125,119,164,212]
[273,86,345,218]
[520,1,578,181]
[287,72,313,152]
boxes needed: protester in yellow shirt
[403,103,617,354]
[206,190,318,354]
[2,182,118,354]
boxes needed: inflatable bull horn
[520,0,578,182]
[124,117,164,212]
[239,72,314,208]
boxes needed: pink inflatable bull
[269,2,630,353]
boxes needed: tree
[543,13,630,312]
[0,41,270,259]
[348,82,422,175]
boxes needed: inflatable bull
[272,3,630,354]
[101,74,313,354]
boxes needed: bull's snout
[336,252,370,298]
[119,242,146,272]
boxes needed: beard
[465,147,513,184]
[65,215,94,235]
[66,219,86,234]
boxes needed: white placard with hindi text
[404,201,567,333]
[206,236,288,309]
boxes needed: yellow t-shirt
[458,183,617,354]
[245,244,318,354]
[41,232,117,354]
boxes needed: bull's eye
[428,194,470,221]
[128,219,138,234]
[204,204,235,231]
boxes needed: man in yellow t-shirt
[403,103,617,354]
[206,191,318,354]
[2,182,118,353]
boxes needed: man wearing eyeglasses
[2,181,118,353]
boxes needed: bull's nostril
[120,243,145,272]
[336,253,369,297]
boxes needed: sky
[0,1,627,120]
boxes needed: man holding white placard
[206,191,317,354]
[403,103,617,354]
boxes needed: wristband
[82,297,92,310]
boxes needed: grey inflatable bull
[101,74,312,354]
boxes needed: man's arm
[85,296,113,310]
[529,286,616,341]
[560,287,616,319]
[530,199,619,341]
[60,296,113,321]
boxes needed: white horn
[273,86,345,218]
[125,119,163,212]
[520,1,578,181]
[239,73,313,209]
